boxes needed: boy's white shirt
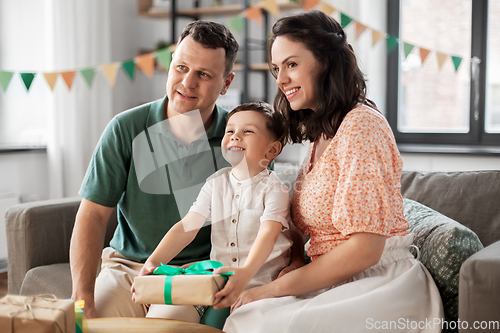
[189,167,293,290]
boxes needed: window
[387,0,500,150]
[0,1,49,149]
[486,0,500,133]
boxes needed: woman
[223,11,443,333]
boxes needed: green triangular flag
[80,68,95,88]
[0,71,14,92]
[386,35,399,54]
[121,60,136,80]
[20,73,36,91]
[155,48,173,71]
[403,42,415,59]
[340,13,353,29]
[227,15,244,34]
[451,56,463,72]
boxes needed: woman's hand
[230,284,277,312]
[277,259,304,278]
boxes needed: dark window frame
[386,0,500,154]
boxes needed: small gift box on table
[0,294,75,333]
[134,260,233,306]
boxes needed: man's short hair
[228,101,288,154]
[179,21,239,77]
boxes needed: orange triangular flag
[43,73,58,91]
[260,0,279,17]
[371,29,385,46]
[61,71,76,90]
[355,22,368,40]
[242,5,263,26]
[101,63,119,87]
[304,0,320,11]
[436,52,448,70]
[319,2,335,15]
[136,53,155,78]
[419,47,431,65]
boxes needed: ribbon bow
[153,260,233,304]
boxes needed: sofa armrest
[6,197,81,294]
[459,240,500,332]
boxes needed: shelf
[138,4,243,18]
[179,4,243,17]
[138,1,303,18]
[152,63,269,72]
[248,63,270,71]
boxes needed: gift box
[0,295,75,333]
[134,260,232,306]
[74,300,88,333]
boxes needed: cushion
[20,263,72,299]
[401,170,500,247]
[403,198,484,330]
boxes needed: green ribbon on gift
[153,260,234,305]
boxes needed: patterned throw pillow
[403,198,484,332]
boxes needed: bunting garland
[101,63,120,87]
[80,68,96,88]
[0,71,13,91]
[0,0,470,94]
[61,71,76,90]
[121,60,136,81]
[43,73,58,91]
[340,13,353,29]
[403,42,415,59]
[20,73,36,91]
[136,53,155,78]
[155,48,173,71]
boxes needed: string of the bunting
[234,0,466,72]
[0,0,469,94]
[0,45,174,93]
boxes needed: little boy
[132,101,293,322]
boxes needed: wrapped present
[134,260,233,306]
[74,300,88,333]
[0,294,75,333]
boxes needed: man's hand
[212,266,250,310]
[78,296,99,319]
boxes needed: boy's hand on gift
[131,261,156,303]
[213,266,250,310]
[138,260,157,277]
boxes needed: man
[69,20,238,323]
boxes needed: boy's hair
[228,101,288,154]
[179,20,239,77]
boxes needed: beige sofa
[5,167,500,332]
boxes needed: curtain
[45,0,113,198]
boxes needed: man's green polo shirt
[79,96,230,264]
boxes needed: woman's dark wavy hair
[267,10,377,143]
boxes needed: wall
[0,151,49,202]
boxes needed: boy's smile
[222,110,280,179]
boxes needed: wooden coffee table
[87,317,224,333]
